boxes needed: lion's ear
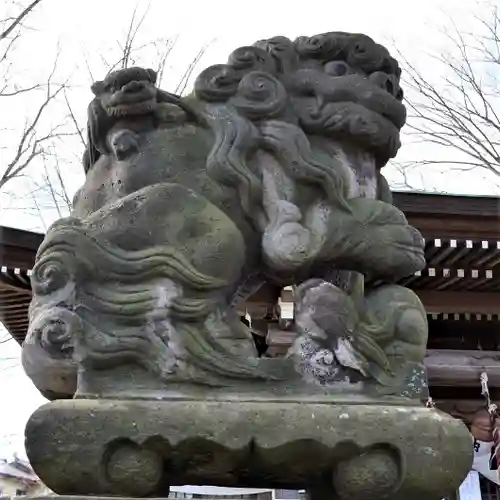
[91,81,105,96]
[147,69,158,85]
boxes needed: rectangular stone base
[25,398,471,500]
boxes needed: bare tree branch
[400,6,500,187]
[118,4,150,70]
[0,82,70,189]
[1,1,211,231]
[0,1,70,192]
[174,42,212,95]
[0,83,39,97]
[63,88,86,149]
[0,0,42,41]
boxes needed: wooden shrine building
[3,191,500,424]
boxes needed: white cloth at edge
[458,471,482,500]
[472,437,500,485]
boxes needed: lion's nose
[121,80,146,93]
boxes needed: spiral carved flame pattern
[194,65,241,102]
[31,250,75,296]
[230,71,287,120]
[227,46,275,73]
[27,306,79,357]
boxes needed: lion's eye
[324,61,351,77]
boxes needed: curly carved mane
[193,33,406,231]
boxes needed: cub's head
[91,67,158,117]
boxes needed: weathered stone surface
[26,398,471,499]
[21,31,470,500]
[23,32,427,400]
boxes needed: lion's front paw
[110,130,140,161]
[263,221,312,271]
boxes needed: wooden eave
[0,270,31,342]
[1,226,43,342]
[393,191,500,240]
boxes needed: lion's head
[195,32,405,171]
[91,66,159,117]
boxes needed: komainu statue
[22,33,472,500]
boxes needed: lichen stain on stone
[420,446,439,457]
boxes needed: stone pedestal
[25,397,471,500]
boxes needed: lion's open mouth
[288,69,406,166]
[290,70,406,130]
[106,99,156,117]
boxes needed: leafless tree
[80,4,210,87]
[0,0,71,191]
[1,1,211,227]
[62,3,212,202]
[399,5,500,183]
[0,4,212,351]
[388,161,442,193]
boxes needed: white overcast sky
[0,0,497,458]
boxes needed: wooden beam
[417,290,500,314]
[0,225,44,249]
[426,349,500,387]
